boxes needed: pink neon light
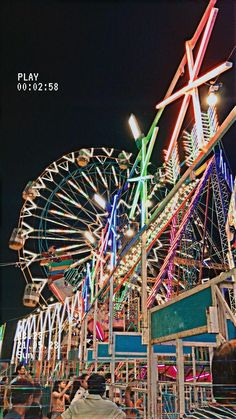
[111,184,195,299]
[186,372,211,382]
[147,159,212,307]
[157,62,231,111]
[162,7,223,161]
[193,8,218,76]
[190,0,216,47]
[95,323,104,341]
[165,95,190,161]
[158,3,218,162]
[167,216,177,298]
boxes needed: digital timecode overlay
[17,73,59,92]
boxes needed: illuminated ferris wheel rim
[16,147,165,293]
[18,148,131,249]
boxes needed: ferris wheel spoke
[46,177,86,212]
[47,211,92,229]
[96,167,108,189]
[111,166,119,187]
[66,179,89,199]
[54,192,102,226]
[81,172,97,192]
[64,175,108,225]
[22,211,79,230]
[38,204,79,223]
[27,236,87,244]
[40,194,78,218]
[38,228,83,234]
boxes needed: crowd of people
[0,339,236,418]
[0,368,141,419]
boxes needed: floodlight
[128,114,142,140]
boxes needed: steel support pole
[149,345,157,418]
[93,280,98,362]
[176,339,185,417]
[141,138,149,344]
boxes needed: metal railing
[0,379,214,419]
[157,381,214,418]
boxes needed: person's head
[78,374,89,390]
[87,374,106,397]
[105,373,111,383]
[48,246,56,254]
[53,380,67,392]
[212,339,236,406]
[70,380,81,400]
[11,379,33,408]
[16,364,26,377]
[1,376,8,384]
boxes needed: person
[0,377,8,385]
[124,386,142,419]
[104,373,111,398]
[183,339,236,417]
[11,365,32,384]
[4,379,33,419]
[61,373,126,418]
[69,381,81,405]
[50,381,72,419]
[0,377,9,415]
[25,382,43,419]
[70,374,88,404]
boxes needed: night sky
[0,0,235,325]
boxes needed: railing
[0,379,214,419]
[157,381,214,418]
[158,382,178,419]
[108,382,147,418]
[184,382,213,413]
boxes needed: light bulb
[84,231,95,244]
[125,228,134,237]
[93,193,106,209]
[207,92,217,107]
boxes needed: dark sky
[0,0,235,325]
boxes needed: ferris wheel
[9,147,169,307]
[9,142,232,311]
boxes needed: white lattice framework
[11,291,82,364]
